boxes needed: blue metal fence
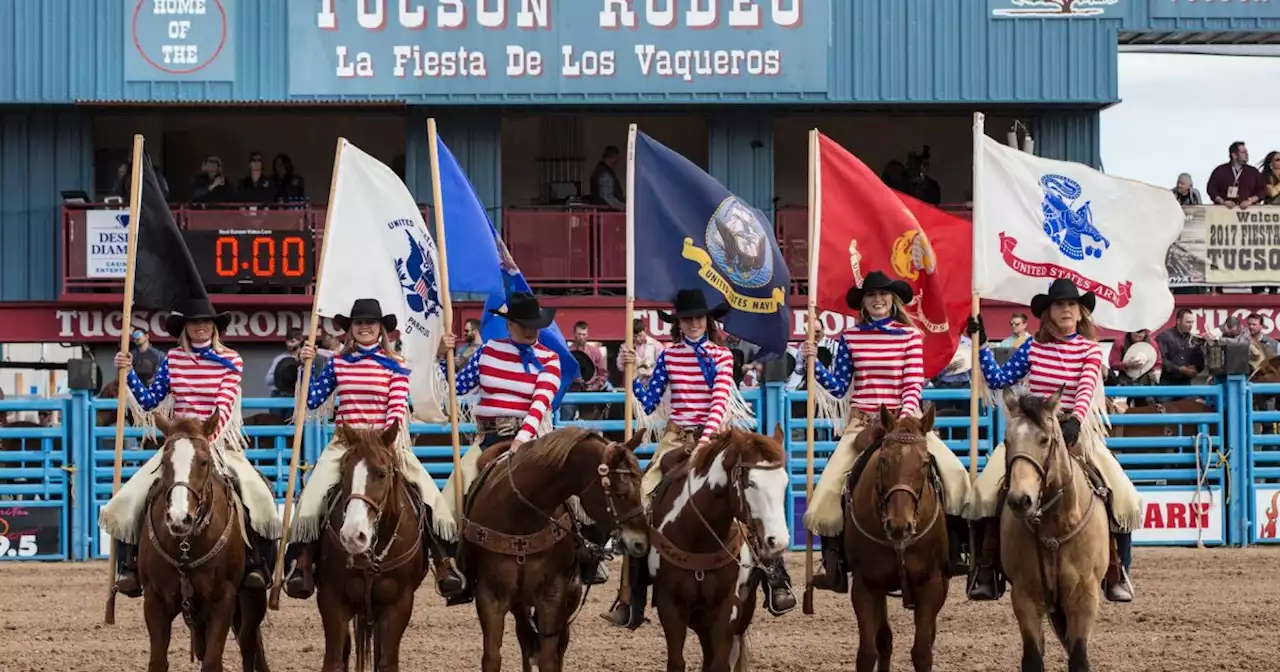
[1,377,1271,560]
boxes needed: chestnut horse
[843,405,949,672]
[462,427,649,672]
[647,427,790,672]
[1001,389,1109,672]
[316,424,440,672]
[139,414,269,672]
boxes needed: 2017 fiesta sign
[287,0,829,97]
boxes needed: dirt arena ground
[1,548,1277,671]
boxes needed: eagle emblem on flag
[1040,174,1111,261]
[395,228,442,319]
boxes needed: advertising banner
[84,210,130,279]
[1133,487,1224,545]
[1168,205,1280,286]
[0,505,63,560]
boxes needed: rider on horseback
[101,298,283,597]
[606,289,798,629]
[282,298,465,600]
[801,271,972,593]
[438,292,611,606]
[965,279,1139,603]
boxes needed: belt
[476,417,521,437]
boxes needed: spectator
[1172,173,1202,206]
[588,146,624,211]
[1260,151,1280,206]
[129,329,164,385]
[617,318,664,387]
[880,160,911,193]
[1217,315,1251,345]
[455,318,482,370]
[931,335,971,416]
[1206,141,1265,208]
[273,154,306,203]
[999,313,1031,349]
[265,329,305,417]
[111,160,170,202]
[237,152,276,204]
[724,332,762,386]
[568,321,609,392]
[1156,308,1204,386]
[1117,342,1161,408]
[905,146,941,205]
[1109,329,1161,378]
[1247,313,1278,359]
[317,333,341,359]
[191,156,230,205]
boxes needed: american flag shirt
[126,343,243,442]
[812,319,925,417]
[978,334,1104,419]
[634,337,735,447]
[307,345,409,429]
[451,339,562,443]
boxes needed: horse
[316,424,440,672]
[138,413,270,672]
[1000,388,1109,672]
[647,427,790,672]
[462,427,649,672]
[842,405,950,672]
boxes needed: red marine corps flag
[813,132,972,378]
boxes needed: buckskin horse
[842,405,950,672]
[647,427,790,672]
[138,414,270,672]
[315,424,443,672]
[1001,389,1109,672]
[461,427,649,672]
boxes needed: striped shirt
[127,344,243,442]
[307,345,409,429]
[813,322,925,416]
[455,339,562,443]
[978,335,1104,419]
[634,338,735,446]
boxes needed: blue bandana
[514,342,545,374]
[190,345,241,373]
[855,316,908,335]
[343,344,411,376]
[686,336,718,389]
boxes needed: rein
[144,468,237,629]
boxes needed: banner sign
[0,505,62,560]
[1167,206,1280,286]
[1150,0,1280,19]
[1133,487,1224,545]
[287,0,829,97]
[85,210,130,279]
[125,0,236,82]
[1254,487,1279,543]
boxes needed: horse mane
[692,428,784,474]
[162,416,207,440]
[99,378,120,397]
[1016,394,1055,429]
[522,426,596,471]
[337,427,397,471]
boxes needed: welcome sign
[287,0,829,97]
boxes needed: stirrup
[115,572,143,599]
[965,565,1004,601]
[602,597,645,630]
[765,583,797,616]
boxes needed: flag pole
[269,137,347,610]
[802,128,822,616]
[619,122,639,606]
[968,112,986,569]
[104,134,147,626]
[426,118,466,519]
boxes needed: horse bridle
[870,431,942,548]
[330,459,424,574]
[680,457,787,574]
[504,439,646,539]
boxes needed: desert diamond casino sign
[288,0,829,97]
[125,0,236,82]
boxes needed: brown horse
[1107,398,1211,439]
[843,405,949,672]
[139,414,270,672]
[648,427,790,672]
[1001,389,1109,672]
[316,424,437,672]
[462,427,648,672]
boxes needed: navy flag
[631,130,791,358]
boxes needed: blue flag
[632,131,792,359]
[435,134,579,408]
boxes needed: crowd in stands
[109,153,308,206]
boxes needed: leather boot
[284,541,318,599]
[1103,533,1134,603]
[809,536,848,593]
[114,542,142,598]
[763,562,797,616]
[966,518,1004,601]
[579,524,609,585]
[441,541,475,606]
[242,532,274,590]
[602,555,648,630]
[430,534,467,599]
[946,515,970,577]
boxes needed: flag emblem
[394,227,442,322]
[703,196,774,289]
[889,228,937,281]
[1040,174,1111,261]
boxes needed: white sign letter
[599,0,636,28]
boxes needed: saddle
[841,428,947,519]
[458,449,582,565]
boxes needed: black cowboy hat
[845,270,913,311]
[1030,278,1096,319]
[334,298,398,333]
[571,350,597,382]
[489,292,556,330]
[657,289,729,324]
[165,298,231,337]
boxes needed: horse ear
[1048,385,1065,412]
[771,423,785,445]
[381,423,401,448]
[202,412,219,439]
[1003,388,1021,416]
[334,423,351,446]
[622,430,644,453]
[154,413,173,437]
[920,404,935,434]
[878,404,895,430]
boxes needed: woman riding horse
[438,291,611,605]
[966,278,1140,603]
[282,298,464,600]
[608,288,797,629]
[100,298,282,597]
[801,271,971,593]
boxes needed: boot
[579,523,610,586]
[427,534,467,599]
[114,542,142,598]
[763,562,797,616]
[242,532,275,591]
[966,518,1004,601]
[601,555,648,630]
[440,541,475,607]
[1103,533,1134,603]
[808,536,848,593]
[946,515,970,577]
[283,541,318,599]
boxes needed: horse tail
[353,617,373,672]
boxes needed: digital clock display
[184,229,315,286]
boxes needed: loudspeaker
[66,358,99,391]
[761,356,792,383]
[1206,342,1249,376]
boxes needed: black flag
[131,153,206,310]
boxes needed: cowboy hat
[846,270,913,310]
[333,298,398,333]
[165,298,231,337]
[1121,342,1158,379]
[571,350,597,382]
[944,340,972,376]
[1030,278,1096,318]
[488,292,556,330]
[657,289,729,324]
